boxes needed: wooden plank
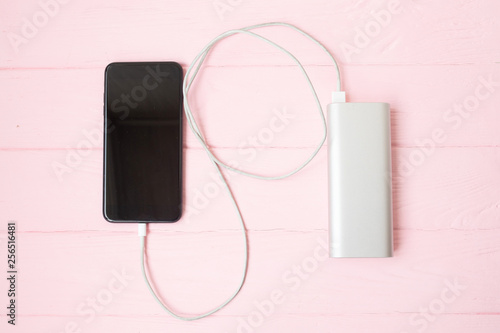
[1,145,499,232]
[0,229,498,325]
[1,65,499,149]
[3,314,500,333]
[0,0,499,67]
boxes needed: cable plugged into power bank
[331,91,346,103]
[327,89,393,258]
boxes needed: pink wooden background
[1,0,500,332]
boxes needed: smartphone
[103,62,183,222]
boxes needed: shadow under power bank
[327,102,393,258]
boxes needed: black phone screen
[103,62,182,222]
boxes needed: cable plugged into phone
[138,223,146,237]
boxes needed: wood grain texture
[1,0,499,332]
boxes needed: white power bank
[327,102,393,258]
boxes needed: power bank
[327,102,393,258]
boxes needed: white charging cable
[139,22,342,321]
